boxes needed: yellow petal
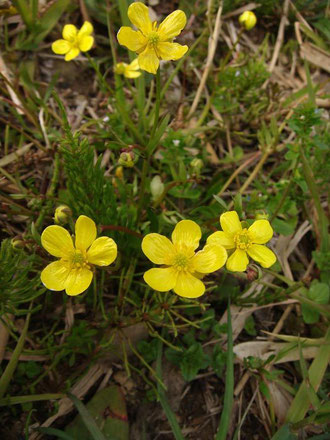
[144,267,177,292]
[226,249,249,272]
[41,225,74,258]
[129,58,140,70]
[128,2,152,35]
[78,35,94,52]
[173,272,205,298]
[64,48,80,61]
[117,26,146,52]
[87,236,117,266]
[220,211,242,235]
[171,220,201,251]
[192,244,227,273]
[248,220,273,244]
[156,42,188,60]
[65,268,93,296]
[75,215,97,251]
[52,39,71,54]
[78,21,94,37]
[41,260,70,291]
[138,46,159,74]
[141,233,175,264]
[207,231,235,249]
[125,69,141,78]
[158,10,187,40]
[247,244,276,268]
[62,24,78,41]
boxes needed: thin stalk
[156,338,185,440]
[149,69,161,140]
[215,300,234,440]
[299,144,329,252]
[0,310,31,398]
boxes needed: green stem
[0,310,31,399]
[299,144,329,252]
[150,69,161,140]
[215,300,234,440]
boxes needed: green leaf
[179,343,209,381]
[270,424,297,440]
[301,304,320,324]
[308,282,329,304]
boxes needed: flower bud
[115,166,124,180]
[239,11,257,30]
[118,151,135,168]
[150,175,164,201]
[54,205,72,224]
[11,237,24,250]
[255,212,269,221]
[190,158,203,175]
[114,62,126,75]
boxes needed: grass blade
[156,339,185,440]
[215,300,234,440]
[67,392,107,440]
[35,427,75,440]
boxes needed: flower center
[173,254,189,271]
[148,31,160,46]
[70,250,89,269]
[234,229,252,250]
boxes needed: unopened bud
[11,237,24,250]
[255,212,269,221]
[118,151,135,168]
[150,175,164,201]
[190,158,203,174]
[54,205,72,224]
[114,62,126,75]
[115,166,124,179]
[239,11,257,30]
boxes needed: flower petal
[87,236,117,266]
[207,231,235,249]
[192,244,227,273]
[156,42,188,60]
[248,220,273,244]
[129,58,140,70]
[141,233,175,264]
[78,21,93,37]
[220,211,242,235]
[125,69,141,78]
[117,26,146,52]
[171,220,201,251]
[138,46,159,74]
[78,35,94,52]
[144,267,177,292]
[173,272,205,298]
[64,48,80,61]
[158,10,187,40]
[41,225,74,258]
[62,24,78,41]
[247,244,276,268]
[65,268,93,296]
[75,215,97,251]
[41,261,70,291]
[226,249,249,272]
[52,39,71,54]
[128,2,152,35]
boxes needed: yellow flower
[52,21,94,61]
[41,215,117,296]
[238,11,257,30]
[115,59,141,78]
[142,220,227,298]
[117,2,188,74]
[207,211,276,272]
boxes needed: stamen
[234,228,252,250]
[148,31,159,46]
[173,254,189,271]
